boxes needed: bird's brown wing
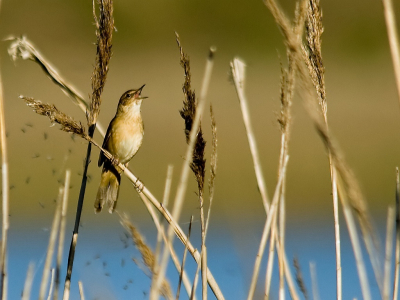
[98,118,114,167]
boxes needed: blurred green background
[0,0,399,299]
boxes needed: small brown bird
[95,85,147,213]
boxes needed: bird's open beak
[137,84,148,99]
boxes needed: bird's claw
[135,178,144,193]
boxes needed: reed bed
[1,0,400,299]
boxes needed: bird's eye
[127,94,132,99]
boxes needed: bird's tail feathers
[94,168,121,213]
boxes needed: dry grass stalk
[7,36,106,136]
[247,155,289,300]
[47,268,55,300]
[205,104,218,238]
[120,215,173,300]
[87,0,114,126]
[39,187,63,300]
[264,210,277,299]
[0,70,8,300]
[152,165,174,298]
[293,257,309,300]
[21,263,34,300]
[382,0,400,106]
[309,262,320,300]
[78,281,85,300]
[54,170,71,300]
[152,42,217,300]
[230,58,270,212]
[176,216,193,300]
[264,0,380,298]
[136,193,195,300]
[394,168,400,300]
[176,32,208,300]
[301,1,342,298]
[383,206,395,300]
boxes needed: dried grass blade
[309,262,320,300]
[152,47,217,300]
[39,188,63,300]
[54,170,71,300]
[230,58,270,212]
[394,168,400,300]
[247,155,289,300]
[383,206,395,300]
[21,263,35,300]
[0,69,8,300]
[176,216,193,300]
[78,281,85,300]
[382,0,400,106]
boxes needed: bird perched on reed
[95,85,147,213]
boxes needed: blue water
[5,211,389,300]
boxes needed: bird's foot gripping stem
[134,177,144,193]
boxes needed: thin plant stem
[393,167,400,300]
[136,192,195,300]
[247,155,289,300]
[21,263,34,300]
[176,216,193,300]
[383,206,395,300]
[151,165,174,297]
[39,188,63,300]
[78,281,85,300]
[336,181,371,300]
[54,170,71,300]
[0,69,8,300]
[230,58,270,212]
[47,269,55,300]
[382,0,400,106]
[309,262,320,300]
[264,211,277,299]
[152,47,216,300]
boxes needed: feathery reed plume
[394,167,400,300]
[293,258,309,300]
[176,32,208,300]
[176,216,193,300]
[21,97,86,138]
[301,1,342,299]
[120,215,173,300]
[0,69,8,300]
[87,0,114,126]
[7,36,106,136]
[205,104,218,237]
[264,1,380,298]
[154,45,218,300]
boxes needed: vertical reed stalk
[78,281,85,300]
[152,47,216,300]
[54,170,71,300]
[176,216,193,300]
[383,206,395,300]
[39,188,63,300]
[21,263,34,300]
[382,0,400,106]
[393,168,400,300]
[0,70,8,300]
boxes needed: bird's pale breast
[105,115,144,164]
